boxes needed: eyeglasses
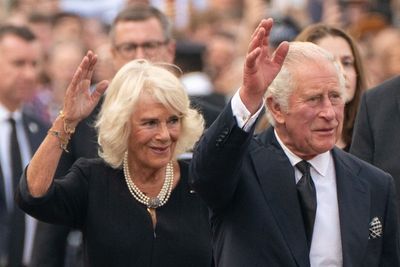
[113,40,168,58]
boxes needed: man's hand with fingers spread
[240,18,289,114]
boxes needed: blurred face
[49,45,84,84]
[29,21,53,51]
[316,36,357,102]
[205,35,235,70]
[52,17,83,42]
[384,45,400,79]
[128,92,181,170]
[0,35,41,111]
[47,43,85,101]
[269,61,345,160]
[111,18,175,70]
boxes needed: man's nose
[23,64,38,81]
[319,98,336,120]
[134,46,146,59]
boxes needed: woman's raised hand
[61,51,109,127]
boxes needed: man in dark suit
[31,4,221,267]
[350,75,400,214]
[0,24,48,267]
[190,19,400,266]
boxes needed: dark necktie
[9,117,23,187]
[7,117,25,265]
[296,160,317,248]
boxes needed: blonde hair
[96,59,205,168]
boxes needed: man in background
[350,75,400,215]
[0,24,47,267]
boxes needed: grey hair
[96,59,204,168]
[265,41,346,126]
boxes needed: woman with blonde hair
[16,52,212,266]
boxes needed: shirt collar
[274,129,331,177]
[0,103,23,122]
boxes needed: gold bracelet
[48,129,70,153]
[59,110,76,135]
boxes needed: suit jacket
[190,104,400,267]
[350,76,400,213]
[0,112,48,267]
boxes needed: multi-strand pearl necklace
[123,153,174,209]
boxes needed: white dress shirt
[231,90,343,266]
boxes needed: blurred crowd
[0,0,399,266]
[0,0,398,125]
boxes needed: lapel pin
[28,122,39,134]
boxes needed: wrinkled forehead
[291,58,343,93]
[112,18,165,43]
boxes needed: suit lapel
[333,148,370,267]
[250,129,310,266]
[22,113,47,154]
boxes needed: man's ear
[266,97,285,124]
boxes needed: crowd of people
[0,0,399,266]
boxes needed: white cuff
[231,89,264,132]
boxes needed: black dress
[16,158,212,267]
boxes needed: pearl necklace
[123,153,174,209]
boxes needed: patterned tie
[296,160,317,248]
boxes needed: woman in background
[295,23,367,151]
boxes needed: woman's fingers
[92,80,109,100]
[68,65,83,95]
[85,51,97,80]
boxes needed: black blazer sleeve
[189,103,254,211]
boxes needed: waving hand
[240,19,289,114]
[62,51,109,127]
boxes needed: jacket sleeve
[189,103,255,211]
[15,159,90,228]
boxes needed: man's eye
[122,44,137,51]
[13,60,26,67]
[330,94,342,103]
[308,96,321,102]
[143,42,158,49]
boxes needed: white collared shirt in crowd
[0,104,38,266]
